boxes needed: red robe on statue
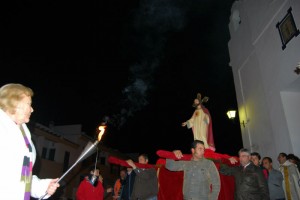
[202,106,215,149]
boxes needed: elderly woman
[0,83,59,199]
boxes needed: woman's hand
[46,178,60,195]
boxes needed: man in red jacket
[76,168,112,200]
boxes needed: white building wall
[281,91,300,157]
[228,0,300,168]
[52,124,83,143]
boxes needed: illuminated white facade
[228,0,300,168]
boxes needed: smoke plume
[108,0,186,129]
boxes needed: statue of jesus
[182,93,216,151]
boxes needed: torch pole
[38,140,99,200]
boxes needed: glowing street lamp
[227,110,236,119]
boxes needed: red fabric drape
[156,149,235,165]
[157,164,184,200]
[156,150,239,200]
[108,156,155,169]
[156,159,236,200]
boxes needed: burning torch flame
[98,125,106,141]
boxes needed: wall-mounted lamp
[226,110,236,119]
[227,110,248,127]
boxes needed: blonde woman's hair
[0,83,33,114]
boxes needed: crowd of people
[78,140,300,200]
[162,140,300,200]
[75,153,159,200]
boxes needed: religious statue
[182,93,215,151]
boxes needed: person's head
[120,168,127,180]
[126,167,133,174]
[277,152,287,164]
[238,148,251,166]
[138,153,149,164]
[191,140,205,160]
[90,168,100,176]
[287,153,300,164]
[250,152,261,166]
[262,157,273,171]
[0,83,34,125]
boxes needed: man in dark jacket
[120,167,136,200]
[220,148,270,200]
[126,154,158,200]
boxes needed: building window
[63,151,70,173]
[48,148,56,161]
[41,147,47,159]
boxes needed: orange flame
[98,125,106,141]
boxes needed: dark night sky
[2,0,243,162]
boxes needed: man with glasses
[220,148,269,200]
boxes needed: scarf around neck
[20,126,33,200]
